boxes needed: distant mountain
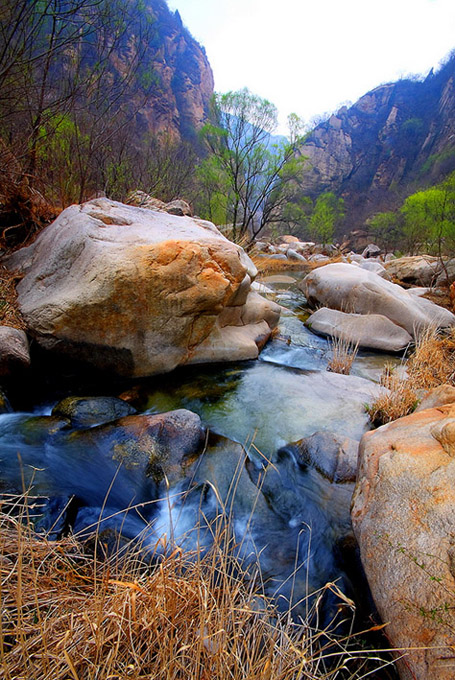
[297,54,455,229]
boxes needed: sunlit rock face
[5,199,280,377]
[305,307,413,352]
[352,404,455,680]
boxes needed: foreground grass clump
[368,328,455,425]
[0,498,395,679]
[327,336,360,375]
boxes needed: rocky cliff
[298,54,455,228]
[132,0,214,141]
[77,0,214,144]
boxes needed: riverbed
[0,270,404,626]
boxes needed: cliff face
[134,1,214,141]
[100,0,214,144]
[298,56,455,227]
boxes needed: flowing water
[0,270,404,622]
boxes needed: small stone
[0,326,30,376]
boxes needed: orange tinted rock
[352,406,455,679]
[5,199,280,377]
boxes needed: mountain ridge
[297,54,455,229]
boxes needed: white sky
[168,0,455,134]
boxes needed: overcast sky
[168,0,455,134]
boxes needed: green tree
[308,192,345,244]
[280,195,313,237]
[199,88,306,242]
[401,183,455,254]
[368,211,402,251]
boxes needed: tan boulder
[306,307,412,352]
[352,405,455,679]
[280,235,300,244]
[4,199,280,377]
[300,263,455,339]
[415,384,455,412]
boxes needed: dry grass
[327,336,360,375]
[0,266,25,330]
[368,328,455,425]
[407,327,455,389]
[366,367,419,426]
[0,496,396,680]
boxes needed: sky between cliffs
[168,0,455,135]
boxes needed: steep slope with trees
[0,0,214,241]
[297,54,455,231]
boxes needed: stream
[0,270,404,626]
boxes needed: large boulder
[415,384,455,412]
[436,258,455,286]
[306,307,412,352]
[4,199,280,377]
[352,406,455,679]
[69,409,205,487]
[300,263,455,339]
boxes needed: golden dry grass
[367,369,419,426]
[406,327,455,389]
[0,496,395,680]
[327,336,360,375]
[0,266,25,330]
[368,328,455,425]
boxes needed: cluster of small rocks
[126,190,193,217]
[255,235,341,265]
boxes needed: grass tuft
[327,335,360,375]
[368,328,455,426]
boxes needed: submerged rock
[52,396,136,428]
[0,409,205,505]
[300,262,455,339]
[280,431,359,483]
[352,405,455,679]
[70,410,205,486]
[4,199,280,377]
